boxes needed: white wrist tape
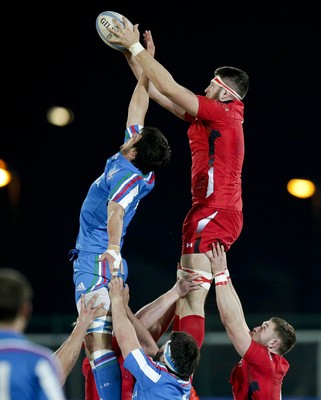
[214,271,228,287]
[129,42,145,57]
[106,249,122,274]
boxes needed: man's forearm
[215,283,243,327]
[134,50,176,97]
[112,298,140,359]
[126,306,159,356]
[135,288,179,330]
[53,320,88,386]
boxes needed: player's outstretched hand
[206,243,227,275]
[143,30,155,58]
[108,17,140,49]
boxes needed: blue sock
[92,350,121,400]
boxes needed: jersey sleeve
[124,348,161,387]
[124,124,143,143]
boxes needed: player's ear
[268,338,280,350]
[221,89,232,100]
[128,148,137,160]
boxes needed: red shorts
[181,205,243,254]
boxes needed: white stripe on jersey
[131,349,161,383]
[196,211,218,234]
[111,174,139,202]
[0,362,10,400]
[36,359,65,400]
[118,186,139,210]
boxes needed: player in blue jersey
[0,268,66,400]
[108,276,200,399]
[69,68,171,399]
[83,270,202,400]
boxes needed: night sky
[2,2,321,320]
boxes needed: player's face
[120,133,142,153]
[205,80,223,100]
[251,320,277,345]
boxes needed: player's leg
[74,254,128,400]
[81,288,121,400]
[176,206,241,348]
[175,253,212,348]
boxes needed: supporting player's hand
[77,294,105,326]
[206,243,227,275]
[174,267,202,297]
[122,284,130,307]
[108,276,125,302]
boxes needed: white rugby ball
[96,11,133,52]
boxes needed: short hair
[271,316,296,355]
[169,331,200,379]
[214,66,249,100]
[132,126,171,175]
[0,268,33,322]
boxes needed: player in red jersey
[207,243,296,399]
[108,23,249,349]
[82,270,202,399]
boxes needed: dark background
[2,2,321,321]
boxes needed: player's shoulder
[0,336,55,366]
[17,338,54,360]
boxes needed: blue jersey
[75,125,155,254]
[124,348,191,399]
[0,330,66,400]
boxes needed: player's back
[76,151,155,253]
[0,331,66,400]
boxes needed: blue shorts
[72,251,128,304]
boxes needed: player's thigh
[181,253,212,274]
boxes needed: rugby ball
[96,11,133,52]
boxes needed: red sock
[82,357,100,400]
[179,315,205,349]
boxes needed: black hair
[169,331,200,379]
[132,126,171,175]
[214,66,249,99]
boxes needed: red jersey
[185,96,244,211]
[230,340,290,399]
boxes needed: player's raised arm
[108,17,199,118]
[126,67,150,127]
